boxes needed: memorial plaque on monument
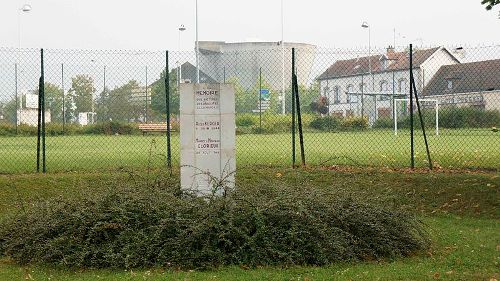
[180,83,236,195]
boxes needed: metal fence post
[409,44,415,169]
[291,49,296,168]
[165,50,172,169]
[41,49,46,173]
[411,66,433,170]
[61,63,65,133]
[145,66,148,123]
[14,63,18,135]
[259,67,262,130]
[293,49,306,166]
[37,49,44,172]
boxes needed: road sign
[260,89,270,100]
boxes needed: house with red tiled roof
[422,59,500,111]
[317,46,459,123]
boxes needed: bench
[138,123,171,135]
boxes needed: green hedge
[0,122,141,137]
[0,178,430,269]
[373,107,500,129]
[310,116,368,131]
[236,114,315,134]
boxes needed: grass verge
[0,167,498,280]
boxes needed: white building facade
[317,47,459,124]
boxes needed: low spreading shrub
[0,178,430,269]
[0,122,140,136]
[373,117,394,129]
[309,116,341,131]
[83,121,140,135]
[341,117,368,130]
[310,116,368,131]
[396,107,500,129]
[236,115,256,127]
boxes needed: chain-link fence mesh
[1,44,499,173]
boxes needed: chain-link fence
[1,43,499,173]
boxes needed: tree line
[0,68,321,125]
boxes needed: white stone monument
[180,83,236,195]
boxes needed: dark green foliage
[310,116,368,131]
[83,121,140,135]
[341,117,368,130]
[396,107,500,129]
[0,178,430,269]
[0,122,140,136]
[236,115,255,127]
[373,117,394,129]
[310,116,342,131]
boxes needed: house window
[398,79,408,93]
[359,83,366,93]
[333,86,340,104]
[380,80,388,92]
[323,86,330,96]
[447,80,453,90]
[346,84,354,103]
[379,81,389,100]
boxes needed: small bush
[341,117,368,130]
[310,116,341,131]
[0,124,17,136]
[373,117,394,129]
[236,115,256,127]
[0,179,430,269]
[83,121,140,135]
[397,107,500,129]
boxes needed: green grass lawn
[1,129,499,173]
[0,167,498,280]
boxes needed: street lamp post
[18,4,32,56]
[361,21,373,92]
[16,4,31,130]
[195,0,200,83]
[178,24,186,85]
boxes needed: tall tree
[96,80,144,122]
[150,69,178,118]
[4,99,17,124]
[42,83,64,123]
[69,75,96,114]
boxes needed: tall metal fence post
[291,49,296,168]
[41,49,46,173]
[61,63,65,133]
[409,44,415,169]
[411,68,433,170]
[36,49,44,172]
[165,50,172,169]
[14,63,18,135]
[145,66,148,123]
[293,48,306,166]
[259,67,262,130]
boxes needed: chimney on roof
[386,45,395,57]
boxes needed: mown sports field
[1,129,499,173]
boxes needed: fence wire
[0,44,499,173]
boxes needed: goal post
[394,99,439,136]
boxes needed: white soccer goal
[394,99,439,136]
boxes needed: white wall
[420,48,460,90]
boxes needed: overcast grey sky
[1,0,499,51]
